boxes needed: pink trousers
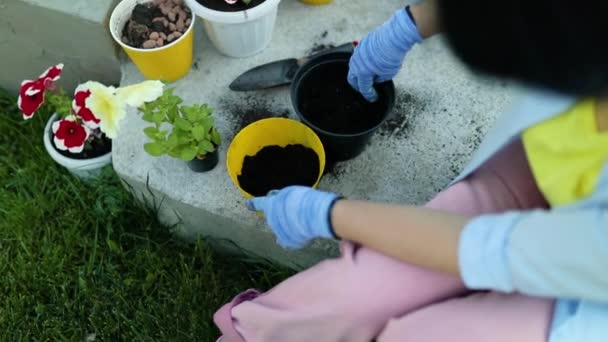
[215,140,555,341]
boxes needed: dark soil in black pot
[238,144,320,197]
[196,0,266,12]
[297,62,389,135]
[51,134,112,160]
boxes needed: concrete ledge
[0,0,121,94]
[114,0,515,268]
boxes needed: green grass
[0,89,292,341]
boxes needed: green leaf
[178,134,192,145]
[167,107,179,123]
[199,140,215,153]
[180,146,198,161]
[200,116,214,131]
[191,125,206,141]
[144,142,166,156]
[181,104,213,123]
[174,117,192,131]
[79,275,87,291]
[181,106,199,122]
[210,129,221,145]
[166,133,179,149]
[141,111,155,123]
[138,88,183,126]
[151,112,165,126]
[168,149,181,159]
[107,239,121,254]
[156,130,168,140]
[143,126,159,139]
[143,272,156,291]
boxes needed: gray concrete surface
[0,0,121,95]
[113,0,516,269]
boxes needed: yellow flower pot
[109,0,195,82]
[227,118,326,199]
[299,0,333,5]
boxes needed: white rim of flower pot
[185,0,281,24]
[109,0,196,53]
[43,114,112,171]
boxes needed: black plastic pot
[187,148,219,172]
[291,52,395,162]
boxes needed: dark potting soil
[52,134,112,160]
[237,108,289,131]
[220,94,290,132]
[297,62,389,135]
[307,30,333,55]
[238,144,320,197]
[121,1,192,49]
[196,0,266,12]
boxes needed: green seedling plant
[140,88,221,161]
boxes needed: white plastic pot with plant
[185,0,281,57]
[18,64,164,179]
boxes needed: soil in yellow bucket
[238,144,320,197]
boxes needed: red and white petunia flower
[72,84,100,129]
[18,63,64,120]
[18,79,47,119]
[52,116,90,153]
[38,64,63,83]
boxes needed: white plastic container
[185,0,281,57]
[44,114,112,179]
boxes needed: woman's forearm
[410,0,441,38]
[331,200,470,275]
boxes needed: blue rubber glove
[247,186,341,249]
[348,8,422,102]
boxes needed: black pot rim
[291,55,395,138]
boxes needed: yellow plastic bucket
[227,118,326,199]
[299,0,333,5]
[109,0,195,82]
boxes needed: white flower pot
[44,114,112,179]
[185,0,281,58]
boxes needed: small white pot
[43,114,112,179]
[185,0,281,57]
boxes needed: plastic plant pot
[43,113,112,179]
[226,117,325,198]
[187,148,219,172]
[109,0,196,82]
[291,52,395,162]
[185,0,281,58]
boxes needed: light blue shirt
[454,86,608,342]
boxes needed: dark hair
[437,0,608,96]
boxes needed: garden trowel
[229,42,357,91]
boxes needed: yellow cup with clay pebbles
[110,0,195,82]
[299,0,333,5]
[227,118,326,199]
